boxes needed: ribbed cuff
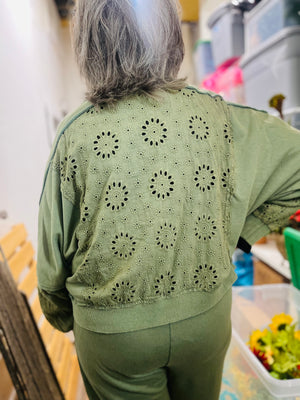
[240,214,270,245]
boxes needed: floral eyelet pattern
[111,232,136,259]
[195,215,217,240]
[111,281,136,303]
[141,118,167,146]
[93,131,119,159]
[105,182,129,211]
[194,265,218,291]
[154,272,176,295]
[194,165,216,192]
[223,124,232,144]
[87,283,97,300]
[189,115,210,140]
[82,206,89,222]
[156,223,177,249]
[150,170,174,199]
[221,168,231,188]
[60,156,77,182]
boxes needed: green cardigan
[37,87,300,333]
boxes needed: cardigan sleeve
[229,104,300,247]
[37,134,79,332]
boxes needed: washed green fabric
[37,87,300,333]
[73,289,232,400]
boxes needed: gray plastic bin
[244,0,300,53]
[240,26,300,112]
[284,108,300,130]
[207,3,244,67]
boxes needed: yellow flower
[269,94,285,109]
[264,345,274,365]
[269,313,293,333]
[249,328,268,350]
[295,330,300,341]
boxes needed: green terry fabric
[73,289,232,400]
[37,87,300,333]
[228,102,300,252]
[38,288,74,332]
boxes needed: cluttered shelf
[252,239,291,281]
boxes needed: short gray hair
[72,0,186,106]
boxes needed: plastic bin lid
[240,25,300,68]
[207,2,234,28]
[284,227,300,290]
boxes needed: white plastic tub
[240,25,300,112]
[207,3,244,67]
[232,284,300,398]
[244,0,300,53]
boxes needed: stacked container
[207,3,245,67]
[240,0,300,125]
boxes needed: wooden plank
[57,340,72,392]
[0,259,65,400]
[66,355,80,400]
[30,296,43,324]
[48,331,65,370]
[40,320,55,345]
[9,241,35,282]
[254,259,289,285]
[0,356,14,400]
[0,224,27,261]
[18,262,37,298]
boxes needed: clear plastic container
[244,0,300,53]
[284,108,300,130]
[232,284,300,398]
[240,26,300,112]
[207,3,244,67]
[193,40,215,84]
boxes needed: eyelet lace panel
[141,118,168,146]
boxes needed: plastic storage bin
[240,26,300,112]
[207,3,244,67]
[284,108,300,130]
[193,40,215,84]
[232,284,300,398]
[244,0,300,53]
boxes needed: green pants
[74,289,232,400]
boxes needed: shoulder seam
[185,86,223,100]
[39,103,93,204]
[227,102,268,114]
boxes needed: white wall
[179,22,199,85]
[0,0,85,247]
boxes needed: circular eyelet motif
[105,182,129,211]
[111,281,136,303]
[60,156,77,182]
[194,165,216,192]
[221,168,231,188]
[150,170,174,199]
[87,283,97,300]
[189,115,210,140]
[154,272,176,296]
[156,223,177,249]
[111,232,136,259]
[82,206,89,222]
[141,118,167,146]
[194,265,218,291]
[195,215,217,240]
[93,131,119,159]
[182,90,195,97]
[223,123,232,144]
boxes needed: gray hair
[72,0,186,106]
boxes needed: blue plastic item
[232,248,254,286]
